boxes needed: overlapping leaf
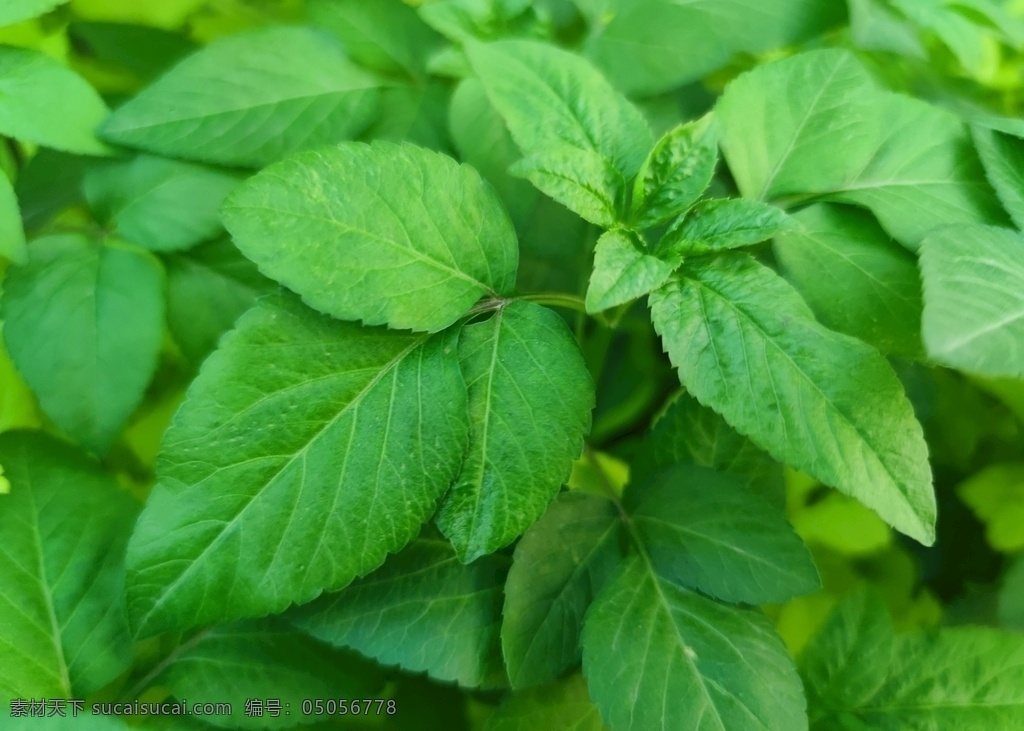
[0,173,26,265]
[126,293,469,636]
[586,230,677,314]
[436,301,593,561]
[660,199,790,256]
[486,675,608,731]
[0,0,67,26]
[222,141,518,332]
[0,432,137,701]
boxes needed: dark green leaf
[486,675,608,731]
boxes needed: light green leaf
[153,620,383,729]
[502,492,623,689]
[848,0,925,58]
[773,203,924,358]
[919,224,1024,378]
[632,392,784,504]
[973,126,1024,230]
[890,0,991,75]
[165,239,273,366]
[84,154,240,253]
[308,0,440,77]
[222,141,518,332]
[649,254,936,544]
[509,145,623,227]
[717,49,1005,248]
[436,301,593,561]
[582,0,842,96]
[660,198,790,256]
[0,47,110,156]
[0,173,27,265]
[803,587,1024,730]
[582,556,807,731]
[292,537,507,689]
[630,116,718,230]
[630,465,818,604]
[465,38,652,216]
[958,463,1024,552]
[0,431,136,701]
[1,235,165,455]
[7,716,129,731]
[486,675,608,731]
[585,230,677,314]
[0,0,67,26]
[125,293,469,637]
[100,26,380,168]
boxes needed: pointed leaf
[436,301,593,561]
[1,235,165,454]
[84,154,240,253]
[126,293,469,637]
[649,254,935,544]
[586,230,677,314]
[774,203,923,358]
[631,117,718,230]
[486,675,608,731]
[222,141,518,332]
[974,126,1024,230]
[293,537,507,689]
[0,432,136,700]
[0,0,68,26]
[582,556,807,731]
[0,47,109,155]
[502,492,624,689]
[100,26,380,168]
[509,146,623,227]
[152,620,383,729]
[660,198,790,256]
[630,465,819,604]
[920,224,1024,378]
[0,173,27,265]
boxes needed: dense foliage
[3,1,1024,729]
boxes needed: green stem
[521,292,614,329]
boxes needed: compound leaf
[586,230,677,314]
[1,235,165,455]
[222,141,518,332]
[502,492,623,689]
[436,301,593,562]
[125,293,469,637]
[293,537,507,689]
[920,224,1024,379]
[100,26,380,168]
[0,431,136,700]
[582,556,807,731]
[649,254,935,544]
[630,465,819,604]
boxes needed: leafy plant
[3,1,1024,730]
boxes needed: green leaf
[582,556,807,731]
[465,38,652,219]
[717,49,1005,249]
[919,224,1024,379]
[973,127,1024,231]
[152,620,383,729]
[436,301,593,561]
[7,716,129,731]
[293,537,507,689]
[508,145,623,227]
[630,116,718,230]
[582,0,843,96]
[957,463,1024,552]
[100,26,380,168]
[125,293,469,637]
[660,198,790,256]
[632,392,784,505]
[0,0,67,26]
[502,492,623,689]
[649,254,936,545]
[165,239,273,366]
[803,587,1024,730]
[629,465,818,604]
[1,235,165,454]
[0,172,27,265]
[0,47,110,156]
[486,675,608,731]
[585,230,677,314]
[773,203,924,358]
[308,0,440,77]
[222,141,518,332]
[84,154,240,253]
[999,556,1024,631]
[0,431,136,700]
